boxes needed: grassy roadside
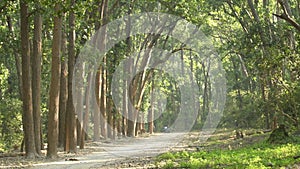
[156,130,300,169]
[156,142,300,168]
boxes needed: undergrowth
[156,137,300,168]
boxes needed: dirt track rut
[29,133,185,169]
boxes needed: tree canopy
[0,0,299,158]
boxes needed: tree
[58,15,68,148]
[80,71,92,148]
[148,76,155,134]
[65,0,77,153]
[2,0,300,156]
[20,0,36,158]
[47,2,62,158]
[99,0,109,140]
[32,2,42,155]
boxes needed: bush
[156,140,300,168]
[0,98,23,152]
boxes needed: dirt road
[29,133,186,169]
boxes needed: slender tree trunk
[65,0,77,153]
[92,0,102,141]
[47,3,62,158]
[76,64,84,148]
[100,68,107,139]
[32,3,42,155]
[148,76,155,134]
[127,61,136,137]
[107,97,113,139]
[58,20,68,148]
[94,69,101,141]
[122,62,128,136]
[122,6,132,136]
[202,59,210,126]
[261,78,270,129]
[20,0,36,158]
[113,114,117,140]
[99,0,109,139]
[106,68,112,139]
[81,72,92,148]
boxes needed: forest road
[29,133,186,169]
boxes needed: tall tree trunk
[122,5,133,136]
[107,97,113,139]
[81,71,92,148]
[47,3,62,158]
[20,0,36,158]
[100,68,107,139]
[92,0,102,141]
[127,59,135,137]
[32,3,42,155]
[148,76,155,134]
[58,20,68,148]
[65,0,77,153]
[261,78,270,129]
[94,68,101,141]
[201,60,210,126]
[75,64,84,148]
[99,0,109,139]
[122,61,128,136]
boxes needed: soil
[0,130,271,169]
[0,132,186,169]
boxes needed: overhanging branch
[273,13,300,32]
[274,0,300,32]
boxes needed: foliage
[157,140,300,168]
[0,97,22,152]
[0,62,22,152]
[0,0,300,160]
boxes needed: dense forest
[0,0,300,161]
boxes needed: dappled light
[1,0,300,168]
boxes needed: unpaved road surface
[29,133,187,169]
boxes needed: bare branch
[273,13,300,32]
[274,0,300,32]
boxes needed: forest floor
[1,129,296,169]
[0,132,186,169]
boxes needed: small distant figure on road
[162,126,170,133]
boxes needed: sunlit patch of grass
[162,160,175,169]
[156,139,300,168]
[157,152,175,160]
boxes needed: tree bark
[122,5,132,136]
[100,67,107,139]
[94,69,101,141]
[65,0,77,153]
[122,60,128,136]
[99,0,109,139]
[92,0,102,141]
[20,0,37,158]
[148,76,155,134]
[58,20,68,148]
[81,71,92,148]
[107,97,113,139]
[75,64,84,148]
[47,3,62,158]
[127,58,135,137]
[32,3,42,155]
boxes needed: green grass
[156,140,300,168]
